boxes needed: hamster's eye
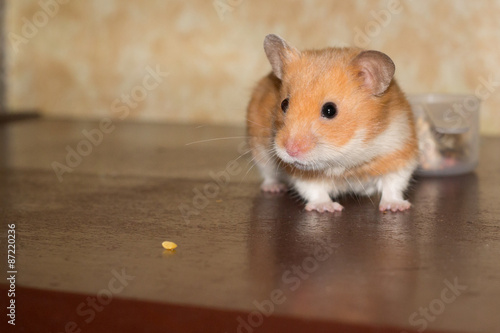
[321,102,337,119]
[281,98,289,113]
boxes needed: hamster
[246,34,418,213]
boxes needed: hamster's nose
[286,145,300,157]
[285,140,307,158]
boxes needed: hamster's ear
[263,34,300,80]
[351,50,395,96]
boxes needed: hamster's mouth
[292,161,312,170]
[290,159,332,172]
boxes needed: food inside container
[408,94,480,176]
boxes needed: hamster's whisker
[331,179,339,197]
[343,176,362,205]
[242,151,275,184]
[185,136,250,146]
[233,149,253,163]
[243,153,259,171]
[240,158,259,185]
[354,176,375,207]
[246,118,271,130]
[269,145,286,172]
[262,152,277,169]
[234,149,254,184]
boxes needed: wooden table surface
[1,118,499,333]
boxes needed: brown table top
[1,118,499,333]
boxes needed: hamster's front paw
[305,201,344,213]
[379,199,411,212]
[261,181,288,193]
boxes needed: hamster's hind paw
[261,181,288,193]
[305,201,344,213]
[379,199,411,212]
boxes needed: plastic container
[408,94,480,177]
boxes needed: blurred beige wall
[5,0,500,135]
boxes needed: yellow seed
[162,241,177,250]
